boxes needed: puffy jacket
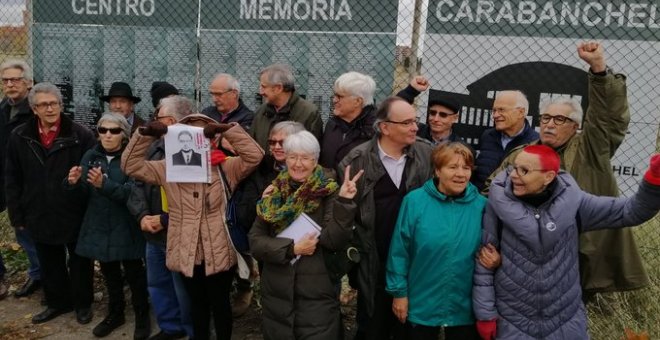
[121,124,264,277]
[473,170,660,339]
[386,179,486,327]
[320,104,376,169]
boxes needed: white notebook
[277,213,321,265]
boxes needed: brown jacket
[121,124,264,277]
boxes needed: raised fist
[204,123,235,139]
[577,42,606,73]
[139,121,168,138]
[409,75,430,92]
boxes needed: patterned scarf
[257,165,338,233]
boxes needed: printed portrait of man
[172,130,202,166]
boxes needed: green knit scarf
[256,165,338,233]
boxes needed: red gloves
[203,123,234,139]
[139,121,168,138]
[476,319,497,340]
[644,154,660,185]
[211,149,228,166]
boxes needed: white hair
[28,82,62,107]
[160,95,193,121]
[270,121,305,137]
[283,131,320,160]
[496,90,529,114]
[0,59,32,80]
[334,71,376,106]
[212,73,241,93]
[539,97,583,126]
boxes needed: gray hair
[160,95,193,121]
[270,121,305,138]
[260,64,295,92]
[0,59,32,80]
[98,112,131,142]
[539,97,583,126]
[496,90,529,114]
[283,131,320,160]
[334,72,376,107]
[212,73,241,93]
[373,96,407,136]
[28,82,62,107]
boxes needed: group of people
[0,40,658,340]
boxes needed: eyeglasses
[286,154,315,164]
[267,139,284,147]
[428,109,457,118]
[1,77,24,85]
[97,126,123,135]
[507,164,547,177]
[34,102,60,110]
[540,114,573,125]
[385,117,420,126]
[209,89,234,97]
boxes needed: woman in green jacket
[386,142,486,340]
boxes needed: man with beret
[100,82,145,134]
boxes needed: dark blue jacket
[472,121,538,191]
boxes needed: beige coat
[121,125,264,277]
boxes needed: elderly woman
[67,112,150,339]
[386,142,484,340]
[473,145,660,340]
[320,71,377,168]
[249,130,363,339]
[121,115,264,340]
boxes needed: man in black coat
[5,82,96,325]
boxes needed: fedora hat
[100,82,141,103]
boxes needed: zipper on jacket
[533,207,542,326]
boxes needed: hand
[392,297,408,323]
[338,165,364,199]
[409,75,429,92]
[476,319,497,340]
[293,233,318,256]
[139,121,168,138]
[86,167,104,188]
[204,123,235,139]
[478,244,501,270]
[262,184,275,198]
[68,166,82,185]
[577,42,606,73]
[139,215,164,233]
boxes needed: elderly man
[486,42,647,298]
[338,97,433,340]
[0,59,42,299]
[202,73,253,129]
[320,71,377,168]
[5,82,95,324]
[250,64,323,150]
[472,90,539,190]
[101,82,145,134]
[127,95,194,340]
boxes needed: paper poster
[165,124,210,183]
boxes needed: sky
[0,0,25,27]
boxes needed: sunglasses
[267,139,284,147]
[428,109,457,118]
[97,127,123,135]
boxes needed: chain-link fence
[1,0,659,338]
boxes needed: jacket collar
[264,92,300,118]
[20,114,75,140]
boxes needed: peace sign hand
[339,165,364,200]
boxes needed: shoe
[231,288,253,318]
[0,279,8,300]
[76,307,93,324]
[14,278,41,298]
[92,312,125,337]
[133,309,151,340]
[31,306,73,324]
[147,330,187,340]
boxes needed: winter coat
[483,71,645,293]
[201,99,254,130]
[236,156,281,235]
[472,170,660,339]
[337,137,434,317]
[250,92,323,151]
[5,115,96,244]
[0,96,33,211]
[75,144,145,262]
[121,124,264,277]
[386,179,486,327]
[249,170,356,340]
[319,105,376,169]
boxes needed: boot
[133,308,151,340]
[231,287,253,317]
[93,310,125,337]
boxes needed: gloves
[203,123,234,139]
[211,149,228,166]
[476,319,497,340]
[644,154,660,185]
[139,121,168,138]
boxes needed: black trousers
[99,259,149,314]
[34,241,93,310]
[354,263,404,340]
[182,264,234,340]
[395,322,480,340]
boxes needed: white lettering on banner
[240,0,352,20]
[433,0,660,30]
[71,0,155,16]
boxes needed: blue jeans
[15,227,40,280]
[146,242,193,337]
